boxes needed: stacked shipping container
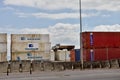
[0,34,7,62]
[11,34,51,61]
[82,32,120,61]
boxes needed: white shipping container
[56,50,70,61]
[12,42,51,52]
[11,34,49,43]
[12,52,50,60]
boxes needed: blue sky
[0,0,120,48]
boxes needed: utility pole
[79,0,83,69]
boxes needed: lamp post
[79,0,83,69]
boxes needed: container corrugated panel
[108,48,120,60]
[83,49,90,61]
[0,34,7,42]
[94,48,107,61]
[82,32,120,48]
[70,49,75,62]
[75,49,80,62]
[83,48,108,61]
[11,34,49,43]
[0,53,7,62]
[83,48,120,61]
[0,34,7,62]
[0,44,7,53]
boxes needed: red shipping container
[82,32,120,48]
[83,48,108,61]
[83,48,90,61]
[70,49,75,62]
[83,48,120,62]
[108,48,120,60]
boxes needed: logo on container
[29,44,34,47]
[25,43,39,50]
[90,33,93,46]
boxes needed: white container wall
[11,34,51,61]
[56,49,70,61]
[0,33,7,62]
[12,42,51,52]
[0,53,7,61]
[0,34,7,42]
[12,52,50,60]
[0,43,7,53]
[11,34,49,43]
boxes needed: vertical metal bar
[79,0,83,69]
[106,48,108,60]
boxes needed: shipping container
[12,42,51,52]
[82,32,120,48]
[83,48,108,61]
[56,50,70,61]
[70,49,75,62]
[83,48,120,61]
[0,34,7,62]
[11,34,51,61]
[12,51,50,60]
[108,48,120,60]
[11,34,49,43]
[75,49,80,62]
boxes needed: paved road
[0,69,120,80]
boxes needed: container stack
[82,32,120,61]
[0,34,7,62]
[11,34,51,61]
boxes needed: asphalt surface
[0,69,120,80]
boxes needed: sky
[0,0,120,50]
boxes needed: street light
[79,0,83,69]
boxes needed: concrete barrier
[109,59,119,68]
[0,61,8,73]
[101,60,111,68]
[0,60,120,73]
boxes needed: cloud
[48,23,80,47]
[94,24,120,31]
[0,23,80,48]
[3,0,79,10]
[16,12,99,19]
[82,0,120,11]
[3,0,120,11]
